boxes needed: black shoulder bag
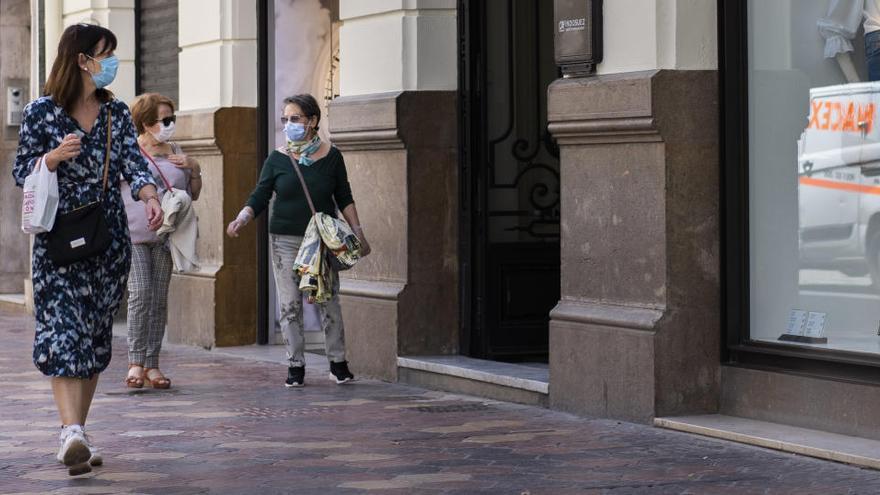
[46,109,113,266]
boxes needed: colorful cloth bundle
[294,212,362,303]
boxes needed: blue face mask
[87,54,118,89]
[284,121,308,142]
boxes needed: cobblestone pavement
[1,310,880,494]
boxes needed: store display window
[748,0,880,354]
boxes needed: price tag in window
[785,310,808,336]
[804,312,827,338]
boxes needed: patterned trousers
[127,242,173,368]
[271,234,346,367]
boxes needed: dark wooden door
[459,0,560,361]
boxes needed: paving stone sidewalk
[1,310,879,494]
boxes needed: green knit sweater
[246,147,354,236]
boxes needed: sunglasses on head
[154,115,176,127]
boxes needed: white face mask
[151,121,175,143]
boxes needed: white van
[798,82,880,285]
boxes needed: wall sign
[554,0,603,77]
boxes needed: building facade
[9,0,880,445]
[321,0,721,424]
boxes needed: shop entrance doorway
[459,0,560,362]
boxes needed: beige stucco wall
[599,0,717,74]
[42,0,139,105]
[338,0,457,96]
[178,0,257,111]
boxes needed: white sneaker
[56,428,102,465]
[57,425,92,476]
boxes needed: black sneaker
[329,361,354,384]
[285,366,305,388]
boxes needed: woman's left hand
[145,198,163,231]
[168,154,193,169]
[359,236,372,257]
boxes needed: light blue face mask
[87,54,118,89]
[284,121,307,142]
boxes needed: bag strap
[139,144,173,191]
[102,108,111,193]
[287,152,317,216]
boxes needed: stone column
[165,0,258,347]
[547,2,720,422]
[0,0,31,295]
[547,71,720,422]
[331,0,458,379]
[330,91,458,379]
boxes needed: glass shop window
[749,0,880,354]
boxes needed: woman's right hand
[45,134,81,171]
[226,219,245,238]
[226,207,254,238]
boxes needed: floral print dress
[12,96,155,378]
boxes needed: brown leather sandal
[125,364,145,388]
[144,368,171,389]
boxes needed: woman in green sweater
[226,94,371,387]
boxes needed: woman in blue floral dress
[12,24,161,476]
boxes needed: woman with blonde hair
[121,92,201,389]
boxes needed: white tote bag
[21,156,59,234]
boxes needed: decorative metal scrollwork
[498,161,560,239]
[482,0,561,241]
[513,163,559,211]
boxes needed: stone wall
[329,91,459,379]
[165,107,259,348]
[0,0,31,295]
